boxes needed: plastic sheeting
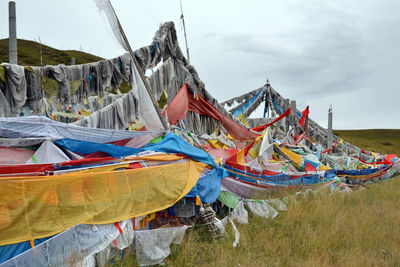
[230,201,248,224]
[135,226,189,266]
[0,220,132,267]
[0,223,117,267]
[0,116,162,144]
[245,200,278,219]
[0,219,188,267]
[0,160,206,246]
[26,140,70,164]
[267,199,287,211]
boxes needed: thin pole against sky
[180,0,190,63]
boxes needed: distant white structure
[328,105,333,147]
[9,1,17,64]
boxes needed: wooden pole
[108,0,169,131]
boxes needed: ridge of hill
[0,38,103,66]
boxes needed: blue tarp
[55,133,215,167]
[55,138,140,158]
[186,168,221,203]
[142,133,216,167]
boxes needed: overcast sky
[1,0,399,129]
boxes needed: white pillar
[9,1,17,64]
[290,100,297,125]
[327,105,333,147]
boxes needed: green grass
[334,129,400,155]
[111,176,400,267]
[0,38,103,66]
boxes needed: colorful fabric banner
[299,106,309,128]
[252,108,291,132]
[0,160,206,246]
[164,84,259,140]
[232,90,263,117]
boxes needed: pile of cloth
[0,117,228,266]
[0,21,399,267]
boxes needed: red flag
[299,106,310,128]
[305,161,317,172]
[252,108,292,132]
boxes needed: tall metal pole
[8,1,17,64]
[180,0,190,63]
[107,0,168,130]
[327,105,333,147]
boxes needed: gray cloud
[214,9,369,99]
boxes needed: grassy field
[334,129,400,155]
[110,131,400,267]
[112,176,400,267]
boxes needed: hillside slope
[0,38,103,66]
[334,129,400,155]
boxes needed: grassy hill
[0,38,103,66]
[334,129,400,155]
